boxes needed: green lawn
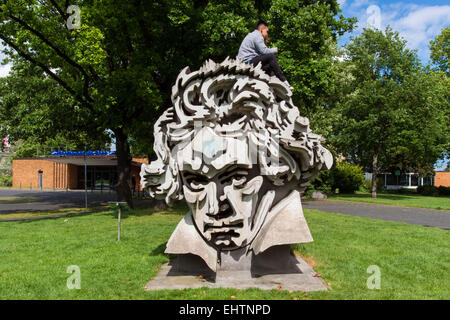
[0,205,448,300]
[0,206,108,221]
[328,192,450,210]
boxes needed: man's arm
[254,33,277,55]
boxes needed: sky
[337,0,450,63]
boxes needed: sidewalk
[302,199,450,230]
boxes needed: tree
[430,27,449,75]
[429,27,450,167]
[0,0,353,207]
[332,27,448,198]
[0,62,109,156]
[384,71,449,176]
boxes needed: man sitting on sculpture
[237,21,292,89]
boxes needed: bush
[331,161,365,193]
[417,185,439,196]
[394,188,418,195]
[311,160,365,194]
[437,186,450,196]
[363,177,385,192]
[0,174,12,187]
[311,169,333,194]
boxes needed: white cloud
[350,0,372,9]
[387,5,450,53]
[383,5,450,61]
[338,0,347,8]
[342,2,450,62]
[0,63,11,78]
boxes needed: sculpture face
[182,165,265,250]
[178,128,269,250]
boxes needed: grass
[0,196,40,204]
[0,205,448,300]
[328,192,450,210]
[0,206,108,221]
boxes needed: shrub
[311,169,333,194]
[417,185,439,196]
[395,188,418,195]
[303,185,315,198]
[331,161,365,194]
[0,174,12,187]
[311,160,365,194]
[363,177,385,192]
[437,186,450,196]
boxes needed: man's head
[141,58,333,251]
[256,21,269,40]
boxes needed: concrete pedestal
[145,246,328,292]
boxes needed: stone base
[145,247,328,292]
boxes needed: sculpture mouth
[210,230,241,249]
[204,220,244,233]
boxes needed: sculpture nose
[205,183,233,219]
[206,182,219,215]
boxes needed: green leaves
[265,0,355,114]
[0,0,356,159]
[330,27,448,175]
[430,27,449,75]
[73,25,107,74]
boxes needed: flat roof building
[12,155,148,191]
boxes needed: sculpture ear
[242,176,263,195]
[323,148,334,170]
[140,108,183,205]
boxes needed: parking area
[0,189,117,214]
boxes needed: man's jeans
[250,53,287,82]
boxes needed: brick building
[435,171,450,187]
[12,156,148,191]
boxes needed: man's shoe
[283,80,294,91]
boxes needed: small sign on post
[108,202,129,242]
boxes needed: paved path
[2,189,449,230]
[0,189,117,214]
[302,199,450,230]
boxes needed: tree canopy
[430,27,449,75]
[0,0,354,206]
[330,27,448,197]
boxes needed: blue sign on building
[51,150,117,156]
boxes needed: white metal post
[117,202,121,242]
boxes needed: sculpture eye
[183,173,208,191]
[232,175,247,187]
[190,180,207,190]
[219,168,249,187]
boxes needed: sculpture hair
[140,58,333,204]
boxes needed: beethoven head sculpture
[141,58,333,265]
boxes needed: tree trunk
[371,152,378,199]
[114,128,134,209]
